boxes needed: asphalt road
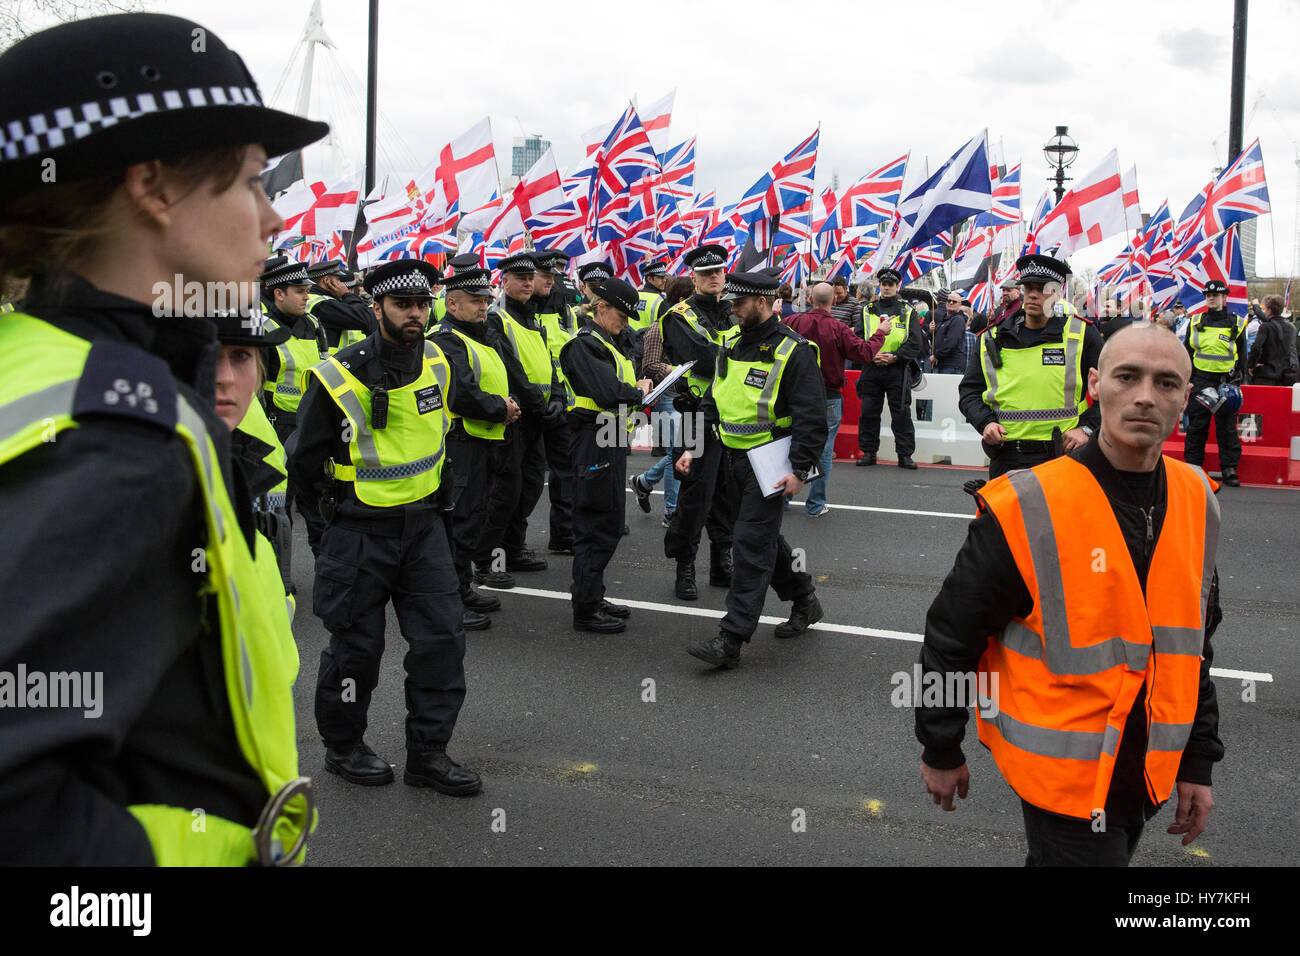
[288,453,1299,867]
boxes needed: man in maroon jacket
[786,282,892,515]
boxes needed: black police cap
[591,277,639,318]
[362,260,442,299]
[1014,253,1071,286]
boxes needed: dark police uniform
[1183,280,1247,484]
[531,250,577,552]
[0,11,326,864]
[854,267,922,468]
[559,278,647,633]
[289,260,480,795]
[659,244,739,599]
[305,259,377,353]
[958,255,1103,479]
[686,272,826,669]
[482,252,559,576]
[434,268,536,625]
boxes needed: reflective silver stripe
[0,379,78,445]
[1147,721,1193,753]
[1151,626,1205,656]
[176,396,226,544]
[312,361,382,468]
[229,577,254,708]
[1196,467,1221,636]
[355,449,443,481]
[985,709,1115,761]
[981,333,1001,414]
[998,621,1151,672]
[754,339,797,427]
[1061,316,1084,413]
[276,341,297,394]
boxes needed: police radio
[371,385,389,429]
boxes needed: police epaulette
[72,339,179,432]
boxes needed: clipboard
[641,361,695,407]
[746,436,821,498]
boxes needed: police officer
[426,254,483,340]
[660,244,739,599]
[306,259,376,353]
[575,260,614,325]
[560,278,654,632]
[0,11,325,864]
[680,271,826,669]
[435,268,534,628]
[958,254,1104,478]
[1183,279,1247,486]
[290,259,480,795]
[482,252,561,577]
[531,249,576,553]
[636,258,671,332]
[854,267,922,468]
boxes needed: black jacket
[915,437,1224,824]
[1248,315,1298,381]
[0,273,267,864]
[486,295,554,415]
[698,314,827,475]
[289,332,449,525]
[958,309,1103,434]
[1185,308,1248,384]
[660,292,733,378]
[931,311,968,368]
[433,316,535,425]
[559,321,645,426]
[310,290,377,349]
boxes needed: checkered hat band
[373,271,432,296]
[584,269,612,281]
[447,277,490,293]
[725,282,770,296]
[1019,264,1063,283]
[0,86,263,161]
[692,255,725,269]
[265,266,310,286]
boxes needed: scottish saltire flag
[1173,138,1269,256]
[991,163,1021,226]
[736,128,820,226]
[1174,225,1248,316]
[895,131,991,251]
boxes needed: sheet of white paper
[642,361,695,407]
[746,436,821,498]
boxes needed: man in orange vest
[916,322,1224,865]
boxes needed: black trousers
[719,449,815,640]
[503,416,548,557]
[856,365,915,457]
[664,436,736,564]
[1183,374,1242,470]
[473,434,517,568]
[1021,800,1144,866]
[313,508,467,752]
[274,412,327,558]
[569,423,627,617]
[986,443,1058,479]
[542,417,574,546]
[446,430,496,597]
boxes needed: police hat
[577,262,614,285]
[901,287,934,308]
[260,260,310,289]
[1014,253,1071,286]
[211,311,291,347]
[684,244,728,273]
[642,258,670,278]
[876,268,903,284]
[362,260,441,299]
[723,271,780,299]
[1203,279,1230,295]
[497,252,536,275]
[306,259,346,282]
[0,13,329,203]
[590,277,639,318]
[447,252,482,274]
[442,268,494,299]
[534,250,569,276]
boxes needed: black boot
[462,609,491,631]
[856,452,877,466]
[404,746,483,795]
[1221,467,1240,487]
[600,600,631,618]
[898,455,917,469]
[709,544,733,587]
[686,631,744,669]
[775,593,824,638]
[573,609,627,633]
[324,742,394,786]
[505,549,548,572]
[462,588,501,612]
[674,559,698,601]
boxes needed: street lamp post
[1043,125,1079,203]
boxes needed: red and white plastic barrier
[1163,383,1300,486]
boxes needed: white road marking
[492,585,1275,683]
[624,486,971,520]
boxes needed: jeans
[937,365,965,374]
[804,396,842,515]
[637,395,681,514]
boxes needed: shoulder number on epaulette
[72,339,179,431]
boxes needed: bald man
[786,283,891,516]
[916,323,1224,866]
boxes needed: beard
[381,308,424,346]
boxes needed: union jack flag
[892,233,946,281]
[589,104,661,244]
[1174,224,1248,316]
[654,138,696,211]
[369,226,457,266]
[736,128,820,226]
[991,163,1021,226]
[969,280,995,316]
[820,154,907,234]
[1173,138,1269,257]
[527,197,590,259]
[1021,190,1055,255]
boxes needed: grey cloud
[1159,28,1226,73]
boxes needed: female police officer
[0,13,327,865]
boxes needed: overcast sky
[122,1,1300,275]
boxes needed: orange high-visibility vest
[975,455,1220,820]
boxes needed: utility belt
[990,438,1059,456]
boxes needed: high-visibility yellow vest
[713,337,803,449]
[307,341,452,507]
[265,313,329,414]
[564,328,637,432]
[980,315,1088,441]
[658,300,740,396]
[975,456,1218,820]
[0,312,310,865]
[441,326,509,441]
[632,290,664,332]
[493,304,553,402]
[861,302,912,354]
[1189,313,1244,375]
